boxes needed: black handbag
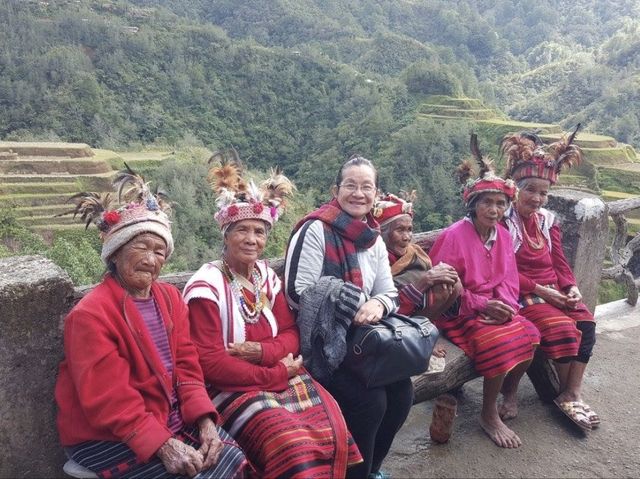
[344,312,439,388]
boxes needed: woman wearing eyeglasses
[285,155,409,479]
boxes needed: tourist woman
[55,168,247,478]
[501,127,598,431]
[373,192,461,321]
[184,158,362,478]
[285,155,410,479]
[428,136,540,449]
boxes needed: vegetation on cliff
[1,0,639,301]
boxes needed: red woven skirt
[212,371,362,478]
[435,313,540,378]
[520,302,593,360]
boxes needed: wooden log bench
[153,233,561,407]
[409,231,559,404]
[0,190,608,478]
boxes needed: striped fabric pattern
[212,372,362,478]
[68,425,247,479]
[434,313,540,378]
[289,199,380,294]
[133,297,183,433]
[520,302,594,360]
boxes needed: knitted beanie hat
[457,134,516,206]
[60,164,174,264]
[501,124,583,185]
[99,202,173,264]
[207,148,294,230]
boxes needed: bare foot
[479,415,522,448]
[499,393,518,420]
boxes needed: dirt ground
[384,307,640,478]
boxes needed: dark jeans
[322,366,414,478]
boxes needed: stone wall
[546,189,609,312]
[0,256,75,478]
[0,190,608,478]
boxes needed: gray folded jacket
[297,276,362,383]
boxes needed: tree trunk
[525,349,560,404]
[412,339,478,404]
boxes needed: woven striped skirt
[434,313,540,378]
[67,425,247,479]
[212,371,362,478]
[519,301,593,360]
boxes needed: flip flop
[581,402,600,427]
[553,398,592,432]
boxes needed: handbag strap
[386,312,433,337]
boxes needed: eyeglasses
[338,183,377,195]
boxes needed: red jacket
[55,275,217,462]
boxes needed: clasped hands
[534,284,582,310]
[229,341,302,378]
[156,415,222,477]
[417,262,459,294]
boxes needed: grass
[30,223,87,232]
[17,214,78,226]
[14,204,71,217]
[476,119,562,144]
[597,167,640,194]
[426,108,499,119]
[582,147,636,165]
[0,182,79,195]
[421,95,484,108]
[92,148,123,166]
[598,279,628,304]
[0,193,72,207]
[0,158,112,175]
[601,190,639,200]
[105,150,171,171]
[0,141,93,158]
[539,132,617,148]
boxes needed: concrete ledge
[595,299,640,332]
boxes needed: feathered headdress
[207,149,295,229]
[457,134,516,205]
[501,124,583,184]
[58,163,174,264]
[372,191,415,226]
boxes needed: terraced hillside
[0,142,117,233]
[417,96,640,195]
[0,143,174,235]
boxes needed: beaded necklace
[222,260,264,324]
[521,213,545,251]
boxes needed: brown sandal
[581,402,600,427]
[553,398,592,432]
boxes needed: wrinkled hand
[565,286,582,309]
[432,340,447,358]
[228,341,263,364]
[353,299,385,325]
[156,437,203,478]
[480,299,515,324]
[197,416,223,469]
[419,262,459,291]
[535,285,568,309]
[279,353,303,378]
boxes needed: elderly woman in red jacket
[184,158,362,478]
[55,169,246,478]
